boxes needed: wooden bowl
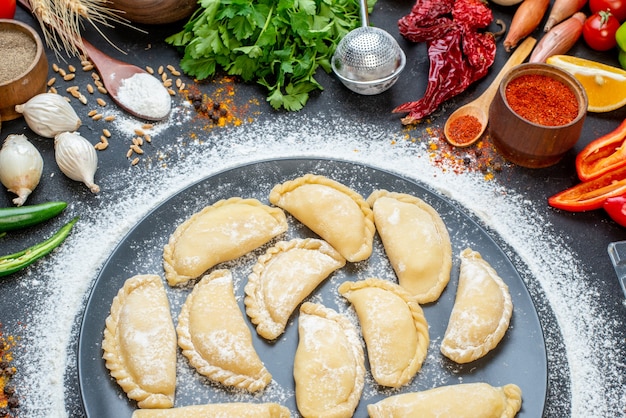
[109,0,197,25]
[0,19,48,122]
[488,63,588,168]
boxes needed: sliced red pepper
[604,195,626,227]
[548,164,626,211]
[576,118,626,181]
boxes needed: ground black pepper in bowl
[0,28,37,84]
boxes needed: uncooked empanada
[102,274,177,409]
[366,189,452,303]
[177,269,272,392]
[163,197,288,286]
[294,302,365,418]
[244,238,346,340]
[269,174,375,262]
[338,278,429,388]
[367,382,522,417]
[131,402,291,418]
[441,248,513,364]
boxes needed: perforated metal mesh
[332,26,404,82]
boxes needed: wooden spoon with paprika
[444,36,536,147]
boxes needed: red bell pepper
[576,118,626,181]
[548,164,626,211]
[604,195,626,227]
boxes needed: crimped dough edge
[295,301,365,418]
[163,197,287,286]
[244,238,346,340]
[177,269,272,392]
[440,248,514,364]
[367,189,452,304]
[102,274,176,409]
[268,173,375,262]
[338,278,430,388]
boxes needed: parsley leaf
[166,0,375,111]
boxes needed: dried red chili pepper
[394,0,496,125]
[576,118,626,181]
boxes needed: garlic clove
[54,131,100,193]
[0,134,44,206]
[15,93,82,139]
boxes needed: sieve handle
[359,0,369,27]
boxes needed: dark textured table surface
[1,1,625,417]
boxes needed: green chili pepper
[0,201,68,232]
[0,216,79,277]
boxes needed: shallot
[503,0,550,52]
[544,0,588,32]
[54,131,100,193]
[0,134,43,206]
[530,12,586,63]
[15,93,82,139]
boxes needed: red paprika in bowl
[489,63,588,168]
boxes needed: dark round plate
[78,158,547,417]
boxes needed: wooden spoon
[82,40,171,121]
[444,36,537,147]
[17,0,170,121]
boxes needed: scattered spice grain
[0,324,19,416]
[505,74,578,126]
[0,29,37,83]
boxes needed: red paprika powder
[505,74,578,126]
[448,114,483,145]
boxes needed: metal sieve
[331,0,405,89]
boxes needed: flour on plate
[10,107,625,417]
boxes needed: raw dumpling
[245,238,346,340]
[131,402,291,418]
[367,382,522,418]
[441,248,514,364]
[177,269,272,392]
[338,278,429,388]
[366,189,452,303]
[294,302,365,418]
[163,197,288,286]
[269,174,375,262]
[102,274,177,409]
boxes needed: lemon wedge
[546,55,626,113]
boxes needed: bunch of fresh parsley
[166,0,372,111]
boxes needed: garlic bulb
[0,134,44,206]
[15,93,82,138]
[54,131,100,193]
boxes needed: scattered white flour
[8,99,625,417]
[116,72,172,120]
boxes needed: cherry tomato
[0,0,16,19]
[583,10,621,51]
[590,0,626,22]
